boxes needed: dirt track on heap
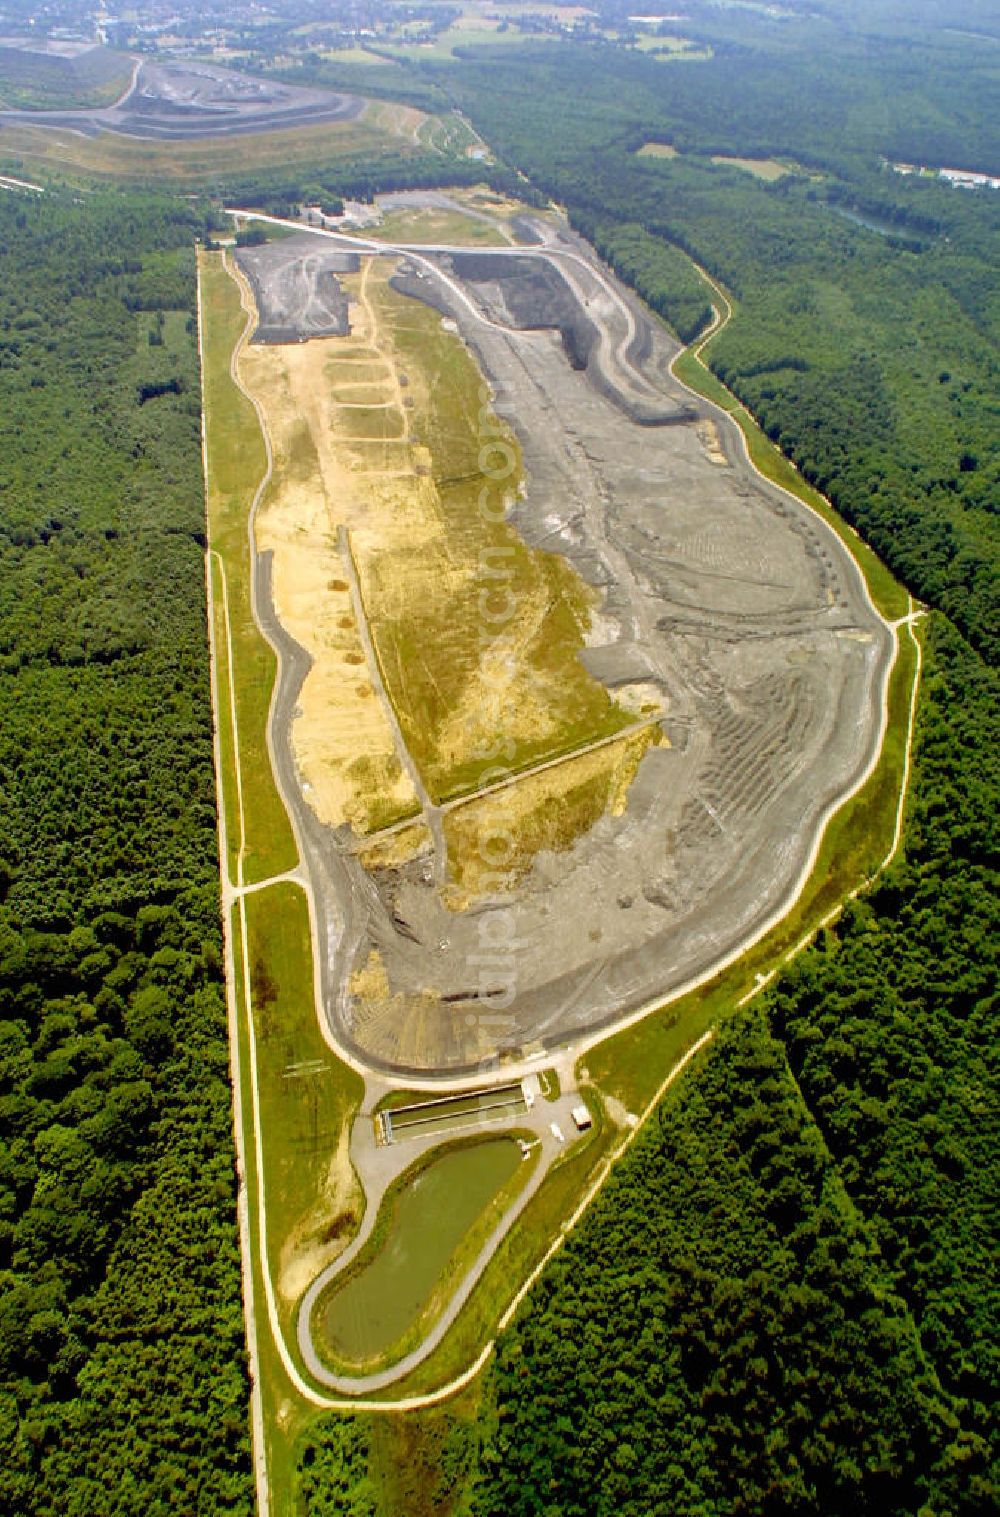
[0,57,362,139]
[236,235,357,344]
[231,209,894,1080]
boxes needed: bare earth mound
[234,211,892,1078]
[0,57,362,140]
[237,236,357,344]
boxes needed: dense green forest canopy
[0,190,252,1514]
[224,154,542,221]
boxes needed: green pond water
[322,1138,521,1364]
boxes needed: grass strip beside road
[243,884,365,1339]
[201,250,299,885]
[229,903,311,1517]
[202,249,362,1510]
[208,552,241,887]
[225,797,366,1509]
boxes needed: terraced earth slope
[0,57,437,181]
[224,202,893,1077]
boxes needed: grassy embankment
[200,251,297,886]
[0,100,427,184]
[0,45,133,110]
[442,724,660,896]
[366,203,513,244]
[417,111,484,155]
[242,886,365,1330]
[202,249,365,1510]
[228,904,324,1516]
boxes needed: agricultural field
[636,142,801,179]
[315,46,394,67]
[375,18,562,63]
[711,152,795,179]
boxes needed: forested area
[769,618,998,1447]
[227,153,543,221]
[581,222,712,345]
[476,1029,980,1514]
[0,192,252,1512]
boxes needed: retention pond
[320,1137,522,1364]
